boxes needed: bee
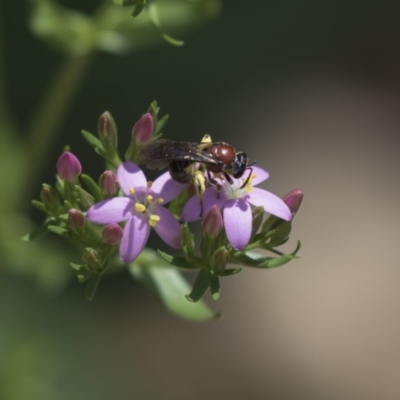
[140,135,254,214]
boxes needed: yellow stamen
[129,188,135,194]
[147,181,153,188]
[156,198,164,204]
[135,203,146,213]
[149,214,160,227]
[147,194,153,203]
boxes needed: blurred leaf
[147,2,184,46]
[97,0,221,54]
[81,129,105,154]
[29,0,97,56]
[81,174,103,201]
[131,249,219,321]
[157,250,200,269]
[112,0,137,6]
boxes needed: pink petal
[247,187,292,221]
[119,214,150,263]
[86,197,132,224]
[117,161,147,195]
[152,205,181,249]
[250,166,269,185]
[151,171,184,204]
[223,199,252,250]
[182,187,226,222]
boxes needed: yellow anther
[149,214,160,227]
[147,181,153,188]
[129,188,135,194]
[135,203,146,213]
[156,198,164,204]
[147,194,153,203]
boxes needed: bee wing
[140,140,221,170]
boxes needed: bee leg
[240,168,253,189]
[207,170,222,198]
[193,170,206,217]
[223,172,233,185]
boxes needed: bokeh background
[2,0,400,399]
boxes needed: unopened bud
[132,113,153,144]
[202,205,223,237]
[57,151,82,181]
[102,223,123,245]
[283,188,304,215]
[210,246,228,274]
[98,111,118,152]
[68,208,86,230]
[83,248,100,270]
[99,170,120,197]
[40,184,61,213]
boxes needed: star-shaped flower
[182,166,292,250]
[87,161,184,263]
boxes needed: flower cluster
[28,101,303,311]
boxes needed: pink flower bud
[99,170,120,197]
[98,111,117,151]
[202,205,224,237]
[283,188,304,215]
[132,113,153,144]
[68,208,86,230]
[102,223,123,245]
[57,151,82,181]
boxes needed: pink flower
[87,162,184,263]
[182,167,292,250]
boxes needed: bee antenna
[248,159,257,167]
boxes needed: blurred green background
[2,0,400,399]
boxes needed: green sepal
[153,114,169,137]
[47,225,69,236]
[186,269,209,302]
[31,199,46,213]
[251,206,264,236]
[157,250,201,270]
[81,130,105,155]
[180,223,196,260]
[80,174,103,201]
[77,186,95,210]
[220,268,242,276]
[131,250,219,321]
[85,272,102,301]
[209,246,228,275]
[267,221,292,247]
[63,200,73,211]
[22,219,55,241]
[168,187,192,219]
[70,263,89,283]
[208,272,220,300]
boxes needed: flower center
[222,172,256,199]
[131,183,164,227]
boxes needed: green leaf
[132,3,146,17]
[186,269,209,302]
[157,250,200,269]
[80,174,103,201]
[130,261,219,321]
[233,251,298,269]
[154,114,169,136]
[81,130,105,154]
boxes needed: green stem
[22,0,112,207]
[23,54,93,202]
